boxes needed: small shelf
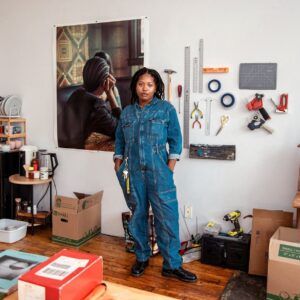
[0,133,26,138]
[0,117,26,145]
[17,211,51,219]
[16,211,51,226]
[0,117,26,122]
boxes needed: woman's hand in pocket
[114,158,123,172]
[167,159,176,173]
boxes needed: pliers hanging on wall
[192,115,201,129]
[190,102,204,119]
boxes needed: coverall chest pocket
[148,118,167,141]
[122,120,135,142]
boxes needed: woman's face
[136,73,157,103]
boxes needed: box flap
[73,192,91,200]
[269,227,300,264]
[78,191,103,212]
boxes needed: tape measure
[203,67,229,73]
[184,46,191,149]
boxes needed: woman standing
[114,67,197,283]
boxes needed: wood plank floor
[0,228,234,300]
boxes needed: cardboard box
[248,209,293,276]
[267,227,300,300]
[18,249,103,300]
[52,191,103,246]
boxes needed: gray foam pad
[239,63,277,90]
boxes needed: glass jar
[40,167,49,180]
[28,167,34,179]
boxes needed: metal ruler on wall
[183,46,191,149]
[198,39,204,93]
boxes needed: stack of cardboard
[248,209,293,276]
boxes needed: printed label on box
[18,281,45,300]
[35,256,89,280]
[278,244,300,260]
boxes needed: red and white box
[18,249,103,300]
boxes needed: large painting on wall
[56,18,146,151]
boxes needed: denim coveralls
[114,97,182,270]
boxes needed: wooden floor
[0,228,234,300]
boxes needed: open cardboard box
[267,226,300,299]
[52,191,103,246]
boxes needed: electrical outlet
[184,206,192,219]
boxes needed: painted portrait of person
[0,256,37,281]
[56,18,147,151]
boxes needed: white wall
[0,0,299,238]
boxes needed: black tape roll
[220,93,235,108]
[208,79,221,92]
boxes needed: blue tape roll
[221,93,235,108]
[208,79,221,92]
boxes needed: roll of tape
[220,93,235,108]
[208,79,221,92]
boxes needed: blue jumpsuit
[114,97,182,270]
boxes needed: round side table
[9,174,52,234]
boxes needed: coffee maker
[19,145,38,176]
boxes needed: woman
[114,67,197,283]
[59,57,121,149]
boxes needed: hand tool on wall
[164,69,177,102]
[246,93,271,120]
[192,115,201,129]
[223,210,243,237]
[191,102,203,129]
[203,67,229,73]
[177,85,182,114]
[183,46,191,149]
[216,115,229,136]
[190,102,203,119]
[204,98,213,136]
[193,57,199,93]
[198,39,204,93]
[270,93,288,113]
[247,114,274,134]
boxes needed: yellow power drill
[223,210,243,237]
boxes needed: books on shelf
[0,250,47,296]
